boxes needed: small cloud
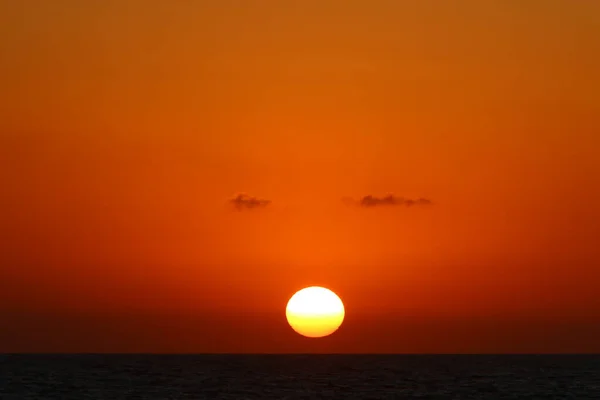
[345,195,433,208]
[404,198,433,207]
[230,194,271,210]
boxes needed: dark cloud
[230,194,271,210]
[347,195,433,208]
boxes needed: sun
[285,286,345,338]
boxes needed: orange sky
[1,0,600,353]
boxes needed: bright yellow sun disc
[285,286,345,338]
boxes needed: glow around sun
[285,286,345,338]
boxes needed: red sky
[1,0,599,353]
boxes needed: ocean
[1,354,599,399]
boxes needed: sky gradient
[1,0,600,353]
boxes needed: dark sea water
[1,354,599,399]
